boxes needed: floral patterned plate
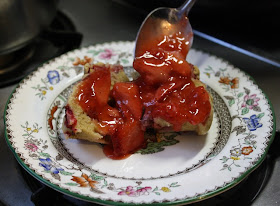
[4,41,275,205]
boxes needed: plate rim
[4,41,277,205]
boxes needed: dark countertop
[0,0,279,205]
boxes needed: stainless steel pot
[0,0,58,55]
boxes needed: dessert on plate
[64,32,213,159]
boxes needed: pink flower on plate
[25,143,38,152]
[99,49,114,60]
[118,186,138,196]
[136,186,152,195]
[241,94,260,109]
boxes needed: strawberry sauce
[74,30,211,159]
[134,31,211,131]
[75,67,121,136]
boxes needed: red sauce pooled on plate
[75,26,211,159]
[103,144,131,160]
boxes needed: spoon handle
[177,0,197,16]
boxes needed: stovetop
[0,0,279,205]
[0,11,82,87]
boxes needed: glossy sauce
[75,20,211,159]
[76,72,145,159]
[134,28,211,131]
[103,144,131,160]
[76,67,121,136]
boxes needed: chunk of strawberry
[96,105,121,136]
[152,84,211,130]
[77,67,111,118]
[168,51,192,77]
[111,119,145,157]
[154,77,190,102]
[182,86,211,125]
[133,49,191,86]
[64,105,77,131]
[89,67,111,106]
[133,49,171,85]
[112,82,143,120]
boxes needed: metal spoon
[134,0,197,58]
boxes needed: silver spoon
[134,0,197,58]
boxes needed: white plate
[4,41,275,205]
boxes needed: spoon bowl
[135,0,196,58]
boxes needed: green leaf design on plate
[228,99,235,106]
[237,92,244,98]
[205,65,214,71]
[121,59,129,64]
[136,144,164,154]
[153,186,158,192]
[60,171,73,176]
[244,139,251,145]
[57,66,69,70]
[90,173,105,181]
[170,182,178,187]
[257,113,265,119]
[39,152,50,157]
[241,107,249,115]
[65,182,79,186]
[136,135,179,155]
[220,156,229,163]
[170,182,181,187]
[87,49,103,56]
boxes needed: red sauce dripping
[74,19,211,159]
[103,144,131,160]
[133,28,211,131]
[110,82,146,158]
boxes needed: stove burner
[0,44,35,75]
[0,11,82,88]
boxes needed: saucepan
[0,0,58,55]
